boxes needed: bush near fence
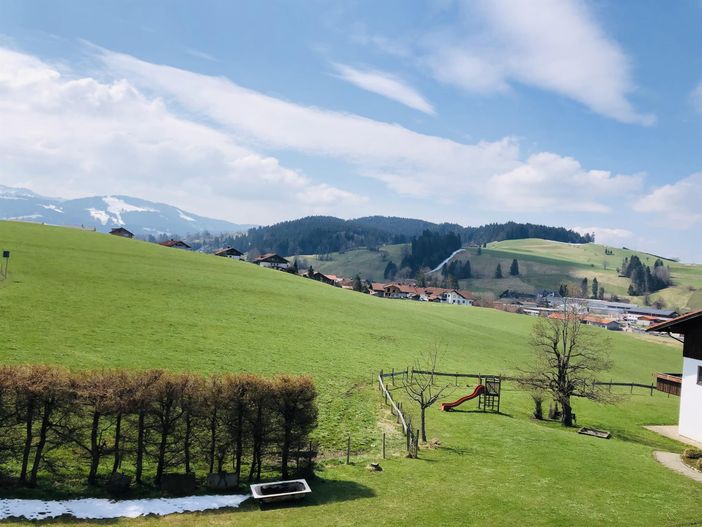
[0,365,317,490]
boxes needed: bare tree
[519,304,614,426]
[402,348,453,442]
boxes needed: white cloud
[0,47,365,224]
[0,43,646,227]
[633,173,702,227]
[331,62,435,115]
[421,0,653,125]
[483,153,643,213]
[572,226,633,246]
[98,47,643,213]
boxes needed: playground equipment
[440,376,501,413]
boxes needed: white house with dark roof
[648,310,702,443]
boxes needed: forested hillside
[203,216,591,256]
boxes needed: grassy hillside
[295,244,408,282]
[473,239,702,310]
[296,239,702,311]
[1,221,701,526]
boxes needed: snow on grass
[0,494,249,520]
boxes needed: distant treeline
[182,216,592,256]
[0,366,316,488]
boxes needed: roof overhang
[647,309,702,335]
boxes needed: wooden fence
[377,370,418,458]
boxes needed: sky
[0,0,700,261]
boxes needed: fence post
[382,433,386,459]
[392,368,395,386]
[650,383,654,396]
[346,435,351,464]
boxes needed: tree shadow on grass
[253,478,375,511]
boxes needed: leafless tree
[402,347,453,442]
[519,304,614,426]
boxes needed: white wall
[679,357,702,443]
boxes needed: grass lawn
[0,221,700,526]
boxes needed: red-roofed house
[159,239,191,250]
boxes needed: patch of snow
[176,209,196,222]
[0,494,249,521]
[40,204,64,213]
[430,248,466,273]
[87,208,110,225]
[102,196,157,226]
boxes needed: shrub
[697,458,702,472]
[683,447,702,459]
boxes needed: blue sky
[0,0,701,261]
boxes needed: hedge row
[0,366,317,488]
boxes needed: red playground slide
[440,385,485,411]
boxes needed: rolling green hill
[295,239,702,311]
[1,221,701,526]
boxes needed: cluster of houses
[368,283,474,305]
[494,291,679,332]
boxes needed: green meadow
[0,221,701,526]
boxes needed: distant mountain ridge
[0,185,253,236]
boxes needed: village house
[214,247,244,260]
[647,310,702,443]
[369,283,386,297]
[109,227,134,239]
[308,271,340,286]
[254,253,290,270]
[159,239,191,250]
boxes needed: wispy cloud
[331,62,435,115]
[691,81,702,112]
[420,0,654,125]
[100,47,642,213]
[185,47,218,62]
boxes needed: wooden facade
[655,373,682,396]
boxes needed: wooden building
[254,253,290,270]
[159,239,192,250]
[109,227,134,239]
[648,310,702,443]
[214,247,243,260]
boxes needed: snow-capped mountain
[0,185,253,235]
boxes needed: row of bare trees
[0,366,317,487]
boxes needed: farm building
[254,253,289,270]
[159,239,191,250]
[647,310,702,443]
[109,227,134,238]
[214,247,243,259]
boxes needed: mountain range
[0,185,253,236]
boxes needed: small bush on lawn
[683,447,702,459]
